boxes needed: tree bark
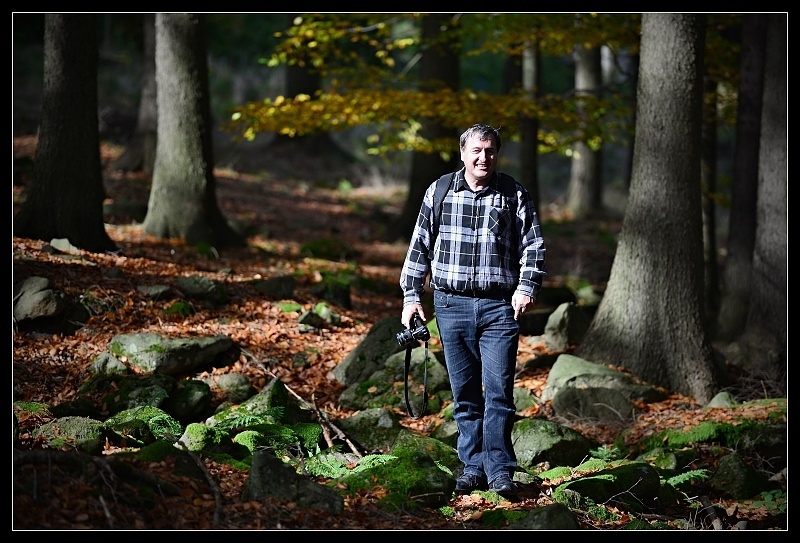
[715,14,767,342]
[14,14,117,253]
[392,13,461,242]
[143,13,244,248]
[731,13,787,394]
[111,13,157,176]
[519,37,542,208]
[269,13,351,161]
[566,44,603,218]
[575,13,721,404]
[701,76,719,331]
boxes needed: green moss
[278,302,303,312]
[480,509,530,527]
[206,452,252,471]
[164,301,195,316]
[438,505,455,517]
[588,502,621,522]
[338,435,456,511]
[125,439,182,462]
[625,519,656,530]
[287,422,323,452]
[13,401,53,416]
[539,465,573,481]
[233,430,269,453]
[573,458,615,473]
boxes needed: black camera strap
[403,341,429,419]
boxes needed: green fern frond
[302,452,398,478]
[215,409,284,431]
[349,454,397,473]
[665,468,710,487]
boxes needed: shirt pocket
[488,205,513,237]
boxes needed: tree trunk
[715,14,767,342]
[624,52,639,191]
[575,14,721,404]
[519,37,542,208]
[14,14,117,253]
[111,13,157,176]
[566,44,603,218]
[269,13,350,161]
[731,13,787,394]
[143,13,244,248]
[392,13,461,241]
[701,76,719,331]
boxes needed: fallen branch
[171,435,224,527]
[241,347,363,458]
[312,393,362,458]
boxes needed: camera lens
[396,328,413,347]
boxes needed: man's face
[460,134,497,184]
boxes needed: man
[399,123,547,499]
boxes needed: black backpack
[430,171,519,244]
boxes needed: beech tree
[565,42,603,218]
[142,13,244,248]
[111,13,157,176]
[725,13,787,394]
[575,13,722,403]
[14,14,117,253]
[392,13,461,240]
[715,14,767,342]
[226,13,640,182]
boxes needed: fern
[303,452,398,478]
[590,444,625,461]
[304,454,351,478]
[215,409,284,431]
[352,454,396,471]
[665,468,710,487]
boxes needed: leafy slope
[12,138,785,530]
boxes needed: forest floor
[12,136,786,531]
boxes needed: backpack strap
[497,172,520,256]
[431,172,455,246]
[497,172,517,203]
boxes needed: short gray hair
[459,123,502,152]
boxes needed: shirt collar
[454,168,499,194]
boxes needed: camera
[396,313,430,347]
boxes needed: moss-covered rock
[105,405,183,446]
[33,416,109,454]
[338,430,459,511]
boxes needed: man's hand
[512,293,534,321]
[402,304,425,328]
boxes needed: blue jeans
[433,290,519,483]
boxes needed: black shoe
[455,473,488,494]
[489,474,520,499]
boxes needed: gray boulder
[108,332,234,375]
[542,354,667,423]
[332,316,405,386]
[241,449,344,514]
[512,417,599,469]
[507,502,581,530]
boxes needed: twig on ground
[171,436,224,527]
[241,347,363,458]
